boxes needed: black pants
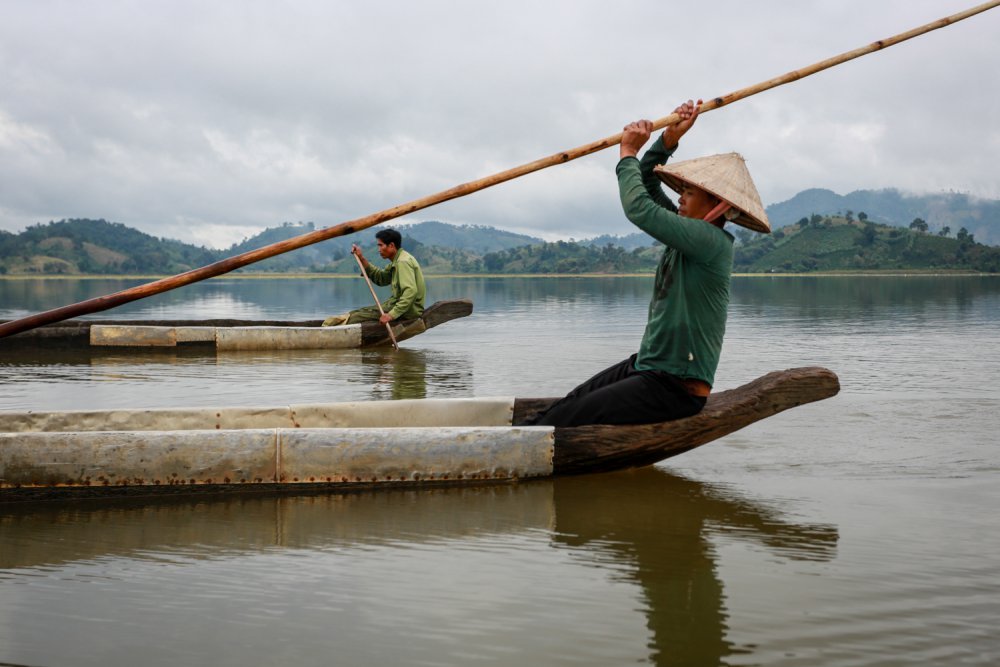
[530,354,706,427]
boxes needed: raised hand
[662,99,702,148]
[620,119,654,159]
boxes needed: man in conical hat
[532,100,769,427]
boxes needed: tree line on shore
[2,216,999,276]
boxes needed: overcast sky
[1,0,998,249]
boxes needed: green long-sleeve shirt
[616,136,734,387]
[364,248,426,320]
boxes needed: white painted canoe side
[89,324,364,350]
[0,426,555,488]
[0,398,517,433]
[215,326,362,351]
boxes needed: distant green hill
[224,222,339,272]
[735,215,1000,273]
[398,221,542,253]
[479,241,661,274]
[579,232,657,251]
[0,218,218,275]
[766,188,1000,246]
[220,220,542,273]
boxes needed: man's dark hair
[375,229,402,248]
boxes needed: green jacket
[365,248,426,320]
[616,136,734,387]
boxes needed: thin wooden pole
[352,250,399,350]
[1,0,997,339]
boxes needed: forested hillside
[399,221,542,253]
[0,219,218,274]
[766,188,1000,246]
[734,215,1000,273]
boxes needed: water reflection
[0,277,357,321]
[730,275,1000,323]
[363,347,429,399]
[4,276,999,324]
[0,277,461,322]
[551,467,838,665]
[1,468,837,666]
[0,342,475,410]
[0,484,556,571]
[214,347,472,401]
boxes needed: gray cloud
[1,0,998,248]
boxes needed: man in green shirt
[322,228,426,326]
[531,100,770,426]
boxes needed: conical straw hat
[653,153,770,233]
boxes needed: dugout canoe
[0,299,472,350]
[0,366,839,502]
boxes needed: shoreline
[0,270,996,280]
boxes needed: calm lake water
[1,275,999,666]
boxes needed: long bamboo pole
[352,250,399,350]
[1,0,997,340]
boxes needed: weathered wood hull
[0,366,839,502]
[0,299,472,350]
